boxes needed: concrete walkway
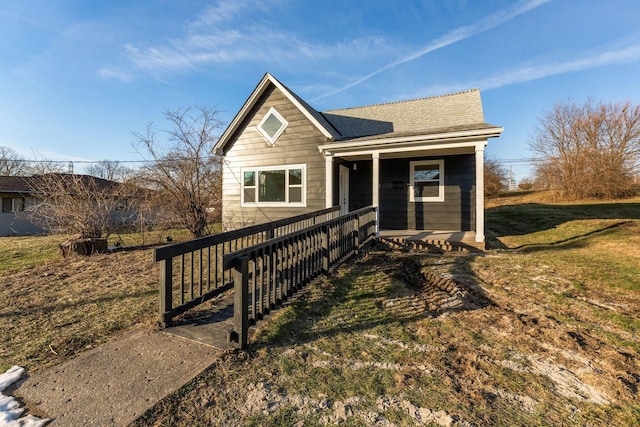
[14,328,222,426]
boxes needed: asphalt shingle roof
[0,174,118,194]
[322,89,490,140]
[0,176,32,193]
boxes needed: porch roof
[317,125,503,160]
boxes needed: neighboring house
[0,174,125,237]
[214,73,503,243]
[0,176,44,236]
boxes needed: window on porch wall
[410,160,444,202]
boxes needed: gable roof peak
[214,73,339,154]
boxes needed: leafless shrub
[517,178,534,191]
[485,158,508,197]
[25,173,137,239]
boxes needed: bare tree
[530,99,640,199]
[0,146,29,176]
[484,158,508,198]
[26,153,65,175]
[133,105,224,238]
[87,160,133,182]
[25,174,137,242]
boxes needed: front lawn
[132,194,640,426]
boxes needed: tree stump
[59,238,108,257]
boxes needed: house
[0,174,126,237]
[0,176,44,236]
[214,73,503,245]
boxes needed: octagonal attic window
[257,107,288,144]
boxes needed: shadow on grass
[512,221,633,252]
[249,251,493,351]
[486,202,640,238]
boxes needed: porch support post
[475,143,485,243]
[372,152,380,236]
[325,154,333,208]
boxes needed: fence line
[154,206,341,326]
[223,206,377,348]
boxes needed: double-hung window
[410,160,444,202]
[242,164,305,206]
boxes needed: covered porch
[319,129,501,245]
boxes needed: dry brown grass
[0,248,159,372]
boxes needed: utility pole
[509,166,516,191]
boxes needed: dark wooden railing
[223,206,377,348]
[154,206,341,326]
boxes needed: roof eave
[319,126,503,154]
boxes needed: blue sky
[2,0,640,181]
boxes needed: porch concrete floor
[378,229,484,250]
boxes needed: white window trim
[241,164,306,207]
[257,107,288,144]
[410,160,445,202]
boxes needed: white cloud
[418,42,640,96]
[122,24,383,74]
[97,67,134,82]
[312,0,552,101]
[192,0,255,26]
[112,0,388,77]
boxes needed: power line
[9,158,152,164]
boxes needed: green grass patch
[0,234,65,273]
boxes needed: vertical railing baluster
[322,224,329,274]
[159,258,173,328]
[180,254,185,304]
[232,255,249,349]
[199,249,203,296]
[207,245,211,291]
[190,251,195,300]
[270,244,277,309]
[250,255,257,322]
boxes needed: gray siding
[377,155,476,231]
[221,85,328,230]
[348,160,373,211]
[0,194,45,236]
